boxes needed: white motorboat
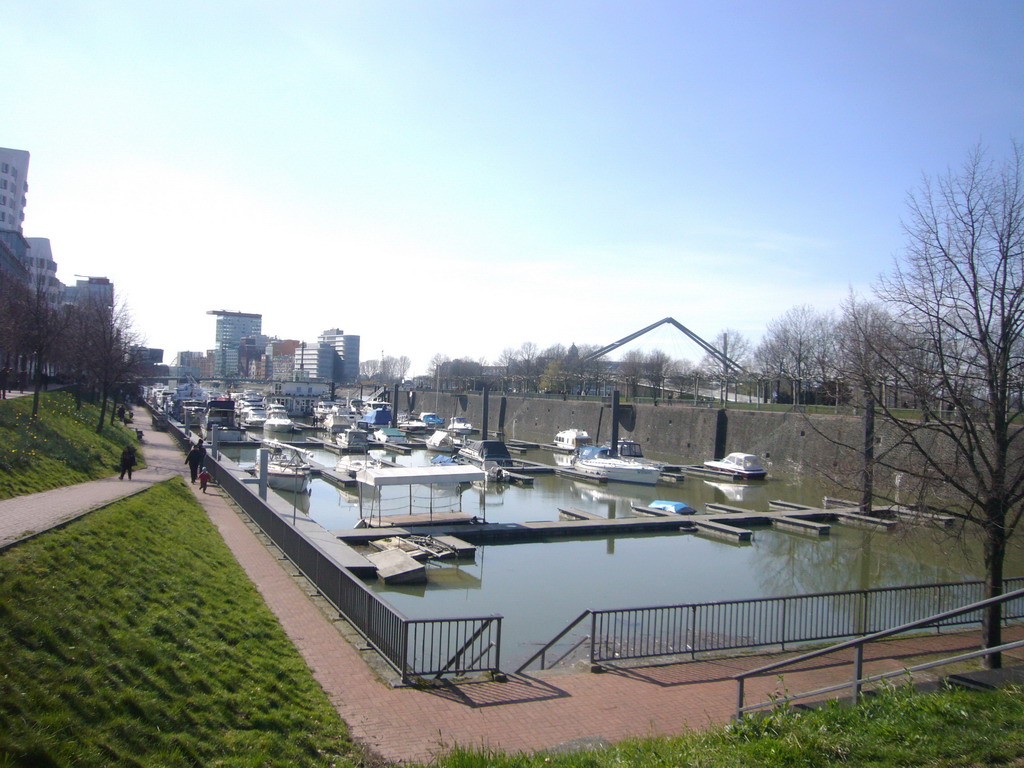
[447,416,474,435]
[604,440,665,469]
[425,429,461,453]
[571,445,661,485]
[372,427,407,444]
[397,415,429,433]
[336,426,370,451]
[554,428,592,451]
[702,452,768,480]
[322,408,354,434]
[263,404,295,433]
[335,453,380,475]
[313,401,336,422]
[261,440,313,493]
[242,405,268,428]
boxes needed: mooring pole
[482,383,490,440]
[610,390,621,455]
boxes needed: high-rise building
[65,275,114,308]
[318,328,361,383]
[207,310,262,379]
[0,147,29,234]
[293,341,336,380]
[0,148,30,291]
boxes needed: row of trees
[0,280,141,431]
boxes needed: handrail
[515,609,592,674]
[735,585,1024,718]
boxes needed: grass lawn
[0,391,143,499]
[0,479,358,767]
[433,682,1024,768]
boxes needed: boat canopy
[355,465,486,487]
[362,408,392,426]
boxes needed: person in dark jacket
[119,444,137,480]
[184,443,206,484]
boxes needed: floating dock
[677,465,766,482]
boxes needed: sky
[6,1,1024,375]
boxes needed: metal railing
[735,586,1024,718]
[160,413,502,683]
[518,578,1024,674]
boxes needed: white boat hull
[266,469,311,493]
[573,459,661,485]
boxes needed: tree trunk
[860,384,874,513]
[31,360,43,418]
[981,506,1006,669]
[96,387,109,434]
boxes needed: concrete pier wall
[416,391,864,478]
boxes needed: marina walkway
[3,411,1023,764]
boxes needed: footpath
[2,403,1023,764]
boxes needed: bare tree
[395,355,411,383]
[869,142,1024,666]
[359,359,378,380]
[702,329,752,403]
[758,306,821,405]
[618,349,645,397]
[74,299,142,433]
[3,280,73,417]
[643,349,676,400]
[517,342,540,393]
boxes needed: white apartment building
[0,147,29,233]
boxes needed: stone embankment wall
[413,391,866,479]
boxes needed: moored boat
[554,428,592,452]
[702,452,767,480]
[571,445,661,485]
[419,412,445,429]
[336,426,370,452]
[447,416,474,435]
[263,403,295,433]
[425,429,462,453]
[261,440,313,493]
[457,439,514,472]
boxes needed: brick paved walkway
[3,411,1021,765]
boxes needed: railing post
[736,676,745,719]
[688,605,696,659]
[852,644,864,702]
[780,599,787,651]
[589,611,598,668]
[400,619,410,684]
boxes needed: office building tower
[207,310,262,379]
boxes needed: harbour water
[224,433,1023,667]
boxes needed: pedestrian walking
[198,467,212,493]
[184,443,206,484]
[0,366,8,399]
[119,444,137,480]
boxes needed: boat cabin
[554,428,592,451]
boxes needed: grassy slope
[0,480,356,768]
[0,392,142,499]
[436,683,1024,768]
